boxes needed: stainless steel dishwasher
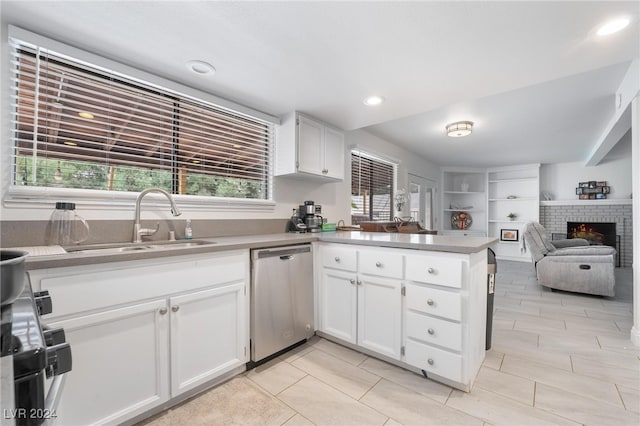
[250,244,314,363]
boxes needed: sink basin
[65,239,216,255]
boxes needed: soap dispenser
[184,219,193,240]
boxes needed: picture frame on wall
[576,187,583,195]
[500,229,519,242]
[579,194,589,200]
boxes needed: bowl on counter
[1,250,29,306]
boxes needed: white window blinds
[351,150,395,224]
[10,38,273,199]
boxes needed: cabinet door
[323,126,345,180]
[319,269,357,343]
[47,299,169,426]
[297,116,324,176]
[170,282,247,396]
[357,276,402,359]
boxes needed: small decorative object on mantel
[576,181,610,199]
[451,211,473,230]
[507,212,517,221]
[506,195,517,199]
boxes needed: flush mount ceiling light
[597,18,630,36]
[363,96,385,106]
[446,121,474,138]
[186,60,216,76]
[63,141,78,146]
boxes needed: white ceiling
[2,1,639,167]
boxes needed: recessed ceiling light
[192,159,201,164]
[78,111,94,119]
[186,60,216,76]
[363,96,385,106]
[63,141,78,146]
[597,18,630,36]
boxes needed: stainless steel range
[1,253,72,426]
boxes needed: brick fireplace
[540,201,632,267]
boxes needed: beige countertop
[17,231,498,270]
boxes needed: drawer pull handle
[335,257,340,262]
[357,280,362,285]
[172,305,180,312]
[349,279,356,285]
[427,328,434,335]
[427,299,434,306]
[427,267,435,274]
[427,358,434,365]
[159,307,168,315]
[375,261,382,267]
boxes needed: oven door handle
[42,373,67,426]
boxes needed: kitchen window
[7,29,276,206]
[351,150,396,224]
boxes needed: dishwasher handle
[253,244,311,260]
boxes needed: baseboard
[631,326,640,347]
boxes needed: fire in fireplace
[566,222,616,248]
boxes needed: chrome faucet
[133,188,182,243]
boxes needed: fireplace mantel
[541,199,631,207]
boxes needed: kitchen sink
[65,239,216,255]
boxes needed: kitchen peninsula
[21,231,496,425]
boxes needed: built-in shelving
[440,168,486,236]
[487,164,540,262]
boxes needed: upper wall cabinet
[275,112,345,181]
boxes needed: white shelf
[443,191,484,194]
[488,177,537,183]
[443,208,483,212]
[488,197,537,202]
[540,199,631,206]
[489,220,526,224]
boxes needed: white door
[170,282,247,396]
[297,115,324,175]
[48,299,169,426]
[409,174,437,230]
[323,127,345,179]
[357,275,402,359]
[319,269,357,343]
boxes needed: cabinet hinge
[401,346,405,356]
[296,117,300,126]
[244,346,247,357]
[401,287,406,296]
[295,161,299,169]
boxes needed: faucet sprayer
[133,188,182,243]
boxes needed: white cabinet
[170,283,246,396]
[275,112,345,181]
[441,168,487,236]
[318,244,402,360]
[317,242,487,391]
[487,164,540,261]
[47,299,169,426]
[403,250,487,391]
[28,251,249,426]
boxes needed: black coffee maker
[299,200,323,233]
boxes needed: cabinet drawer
[322,245,357,271]
[405,254,462,288]
[406,311,461,351]
[405,284,461,321]
[404,339,462,383]
[359,249,403,279]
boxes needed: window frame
[350,148,398,224]
[4,26,279,212]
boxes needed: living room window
[351,150,396,224]
[9,35,273,202]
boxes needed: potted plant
[507,212,517,221]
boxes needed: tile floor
[140,261,639,425]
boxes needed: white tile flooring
[141,261,639,425]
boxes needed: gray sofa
[522,222,615,297]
